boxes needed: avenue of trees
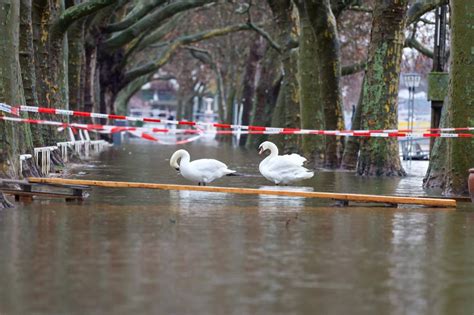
[0,0,473,196]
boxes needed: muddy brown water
[1,139,474,315]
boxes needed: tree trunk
[225,82,238,125]
[239,37,263,146]
[269,49,300,153]
[267,0,300,153]
[423,0,474,195]
[68,18,86,112]
[184,94,195,121]
[115,75,152,115]
[295,2,326,167]
[32,0,68,143]
[341,77,365,170]
[84,45,98,114]
[98,49,125,119]
[0,0,34,176]
[305,0,344,167]
[19,0,45,146]
[245,46,282,149]
[356,0,407,176]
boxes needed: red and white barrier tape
[0,116,202,145]
[8,104,474,134]
[0,103,19,115]
[1,115,473,139]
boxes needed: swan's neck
[179,151,191,166]
[267,143,278,158]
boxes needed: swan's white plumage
[170,149,235,185]
[258,141,314,184]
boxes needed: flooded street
[1,140,474,314]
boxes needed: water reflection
[1,140,474,314]
[257,185,312,210]
[388,212,430,314]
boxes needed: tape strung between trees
[1,115,473,141]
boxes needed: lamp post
[401,73,421,162]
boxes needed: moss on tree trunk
[267,0,300,153]
[32,0,69,143]
[424,0,474,195]
[20,0,44,146]
[68,18,85,113]
[0,0,34,176]
[305,0,344,168]
[356,0,407,176]
[295,2,326,167]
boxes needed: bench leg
[65,197,84,203]
[333,200,350,207]
[72,188,83,197]
[19,195,33,203]
[21,185,32,193]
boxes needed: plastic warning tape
[1,115,473,139]
[15,105,474,134]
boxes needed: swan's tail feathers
[297,170,314,180]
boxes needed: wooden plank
[27,177,457,208]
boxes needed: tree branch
[405,37,434,58]
[347,5,372,13]
[102,0,215,51]
[51,0,118,41]
[122,23,255,86]
[331,0,364,18]
[115,73,177,114]
[407,0,448,25]
[184,46,215,65]
[104,0,168,33]
[247,22,281,53]
[135,13,184,52]
[341,60,367,76]
[418,17,435,25]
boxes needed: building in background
[128,80,178,119]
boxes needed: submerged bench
[0,178,91,203]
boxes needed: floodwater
[1,139,474,315]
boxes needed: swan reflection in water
[167,185,314,214]
[257,185,314,210]
[168,190,233,215]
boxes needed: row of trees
[0,0,473,195]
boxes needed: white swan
[170,149,236,185]
[258,141,314,185]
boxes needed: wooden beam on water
[27,177,457,208]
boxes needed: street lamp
[401,73,421,162]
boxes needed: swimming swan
[170,149,236,185]
[258,141,314,185]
